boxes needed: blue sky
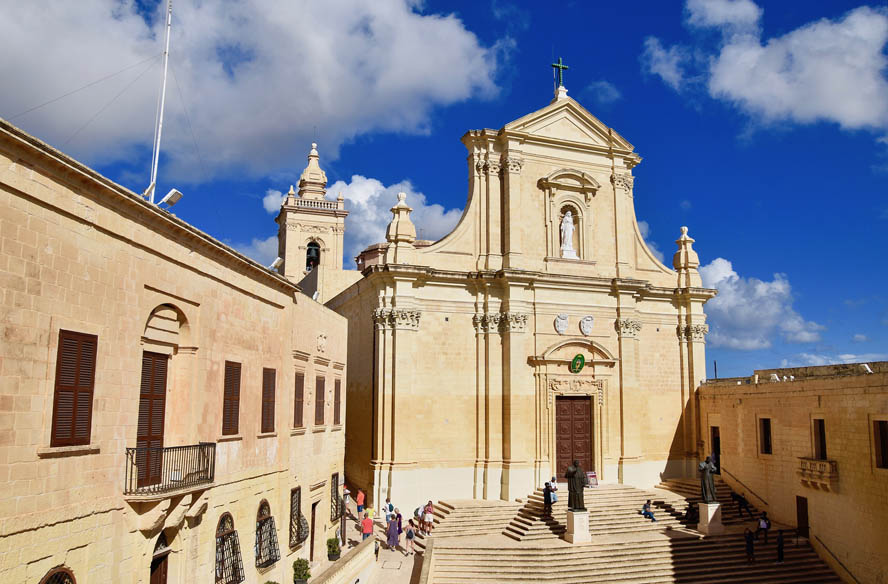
[1,0,886,377]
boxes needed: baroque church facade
[278,86,716,511]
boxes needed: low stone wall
[312,536,375,584]
[417,537,435,584]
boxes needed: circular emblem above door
[570,354,585,374]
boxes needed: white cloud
[645,3,888,137]
[262,189,285,214]
[640,37,690,91]
[0,1,502,182]
[585,80,622,105]
[852,333,870,343]
[636,220,666,263]
[700,257,824,349]
[686,0,762,33]
[232,235,278,267]
[785,352,888,367]
[329,175,463,263]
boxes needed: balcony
[798,457,838,491]
[124,442,215,499]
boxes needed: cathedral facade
[280,88,716,511]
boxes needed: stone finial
[297,142,327,200]
[386,192,416,244]
[673,226,702,287]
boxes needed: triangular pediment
[504,97,633,151]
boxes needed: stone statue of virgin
[560,211,577,259]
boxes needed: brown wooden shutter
[294,373,304,428]
[222,361,241,435]
[314,377,325,426]
[137,351,167,487]
[333,380,341,425]
[51,330,97,447]
[261,368,276,433]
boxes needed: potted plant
[293,558,310,584]
[326,537,341,561]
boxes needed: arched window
[215,513,244,584]
[306,242,321,271]
[255,500,280,568]
[151,532,170,584]
[39,567,76,584]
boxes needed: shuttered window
[261,368,275,433]
[255,500,280,568]
[314,377,325,426]
[222,362,241,436]
[333,379,341,425]
[293,373,305,428]
[215,513,244,584]
[50,330,98,447]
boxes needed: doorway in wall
[710,426,721,474]
[796,496,809,538]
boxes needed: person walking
[642,499,657,522]
[424,501,435,535]
[384,498,394,524]
[404,519,416,555]
[386,514,399,550]
[395,508,403,543]
[731,492,754,519]
[776,530,785,564]
[756,511,771,544]
[543,482,554,517]
[356,489,365,515]
[361,512,374,541]
[744,528,755,563]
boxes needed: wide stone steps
[656,478,761,525]
[430,534,841,584]
[414,499,521,550]
[504,484,690,541]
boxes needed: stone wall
[698,365,888,584]
[0,119,347,583]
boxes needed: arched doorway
[150,532,170,584]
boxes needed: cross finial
[552,57,569,88]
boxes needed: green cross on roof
[552,57,569,88]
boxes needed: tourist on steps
[642,499,657,522]
[543,482,554,517]
[405,520,417,556]
[756,511,771,544]
[549,477,559,503]
[424,501,435,535]
[730,491,754,519]
[386,513,400,550]
[744,528,755,563]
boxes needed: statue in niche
[560,211,578,259]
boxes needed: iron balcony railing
[124,442,215,496]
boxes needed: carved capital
[615,318,642,339]
[687,324,709,342]
[502,155,523,173]
[501,312,528,333]
[487,158,502,175]
[611,172,634,192]
[391,309,421,330]
[475,158,486,174]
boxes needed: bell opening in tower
[306,242,320,272]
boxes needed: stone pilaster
[610,172,636,277]
[501,152,523,269]
[615,316,643,480]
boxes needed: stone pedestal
[697,502,724,535]
[564,510,591,544]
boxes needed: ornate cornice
[373,308,421,331]
[611,172,634,192]
[547,377,606,409]
[615,318,642,339]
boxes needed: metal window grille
[40,567,76,584]
[255,501,280,568]
[330,473,342,522]
[290,487,309,547]
[215,514,244,584]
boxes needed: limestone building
[289,84,717,512]
[0,119,348,583]
[698,363,888,584]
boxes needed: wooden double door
[556,396,593,475]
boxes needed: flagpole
[148,0,173,204]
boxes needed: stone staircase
[413,499,521,551]
[428,533,842,583]
[503,483,691,541]
[656,477,761,525]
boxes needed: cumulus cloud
[644,2,888,137]
[640,37,690,91]
[700,257,824,349]
[585,80,622,106]
[232,235,278,267]
[782,352,888,367]
[0,1,502,182]
[636,220,666,263]
[262,189,285,214]
[852,333,870,343]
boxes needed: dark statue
[564,459,588,511]
[698,456,718,504]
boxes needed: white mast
[148,0,173,204]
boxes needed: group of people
[355,488,434,557]
[743,511,784,563]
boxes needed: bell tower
[275,143,348,286]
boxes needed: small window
[813,418,827,460]
[40,567,76,584]
[759,418,772,455]
[294,373,305,428]
[290,487,308,547]
[314,377,325,426]
[874,420,888,469]
[334,379,341,425]
[215,513,244,584]
[50,330,98,447]
[222,362,241,436]
[261,368,276,433]
[255,501,280,568]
